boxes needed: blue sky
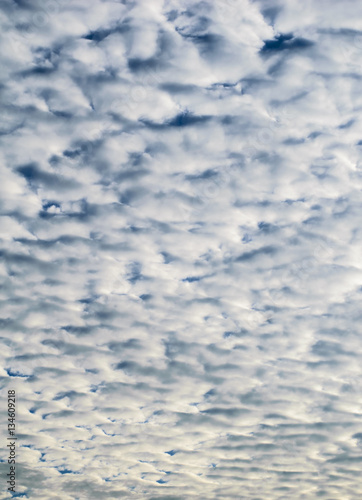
[1,0,362,498]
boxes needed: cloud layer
[1,0,362,498]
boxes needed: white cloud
[1,0,362,498]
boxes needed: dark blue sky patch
[182,276,202,283]
[201,407,249,417]
[261,6,283,24]
[258,221,278,234]
[5,368,29,378]
[42,200,61,211]
[107,339,142,352]
[16,163,80,190]
[160,82,197,94]
[235,245,278,262]
[223,330,248,339]
[283,137,305,145]
[126,262,144,284]
[139,294,152,301]
[83,24,130,42]
[242,234,252,243]
[204,388,216,399]
[53,390,82,401]
[160,252,178,264]
[128,57,161,73]
[177,31,224,55]
[19,66,57,77]
[166,9,178,22]
[168,111,211,126]
[142,112,212,129]
[114,167,150,183]
[185,168,218,181]
[50,110,73,119]
[339,119,355,129]
[308,131,322,140]
[13,0,34,8]
[57,468,79,475]
[61,325,96,336]
[84,29,113,42]
[119,187,148,205]
[261,34,314,53]
[165,450,177,456]
[311,340,353,357]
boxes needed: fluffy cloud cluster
[1,0,362,498]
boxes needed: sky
[1,0,362,498]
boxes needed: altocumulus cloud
[1,0,362,498]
